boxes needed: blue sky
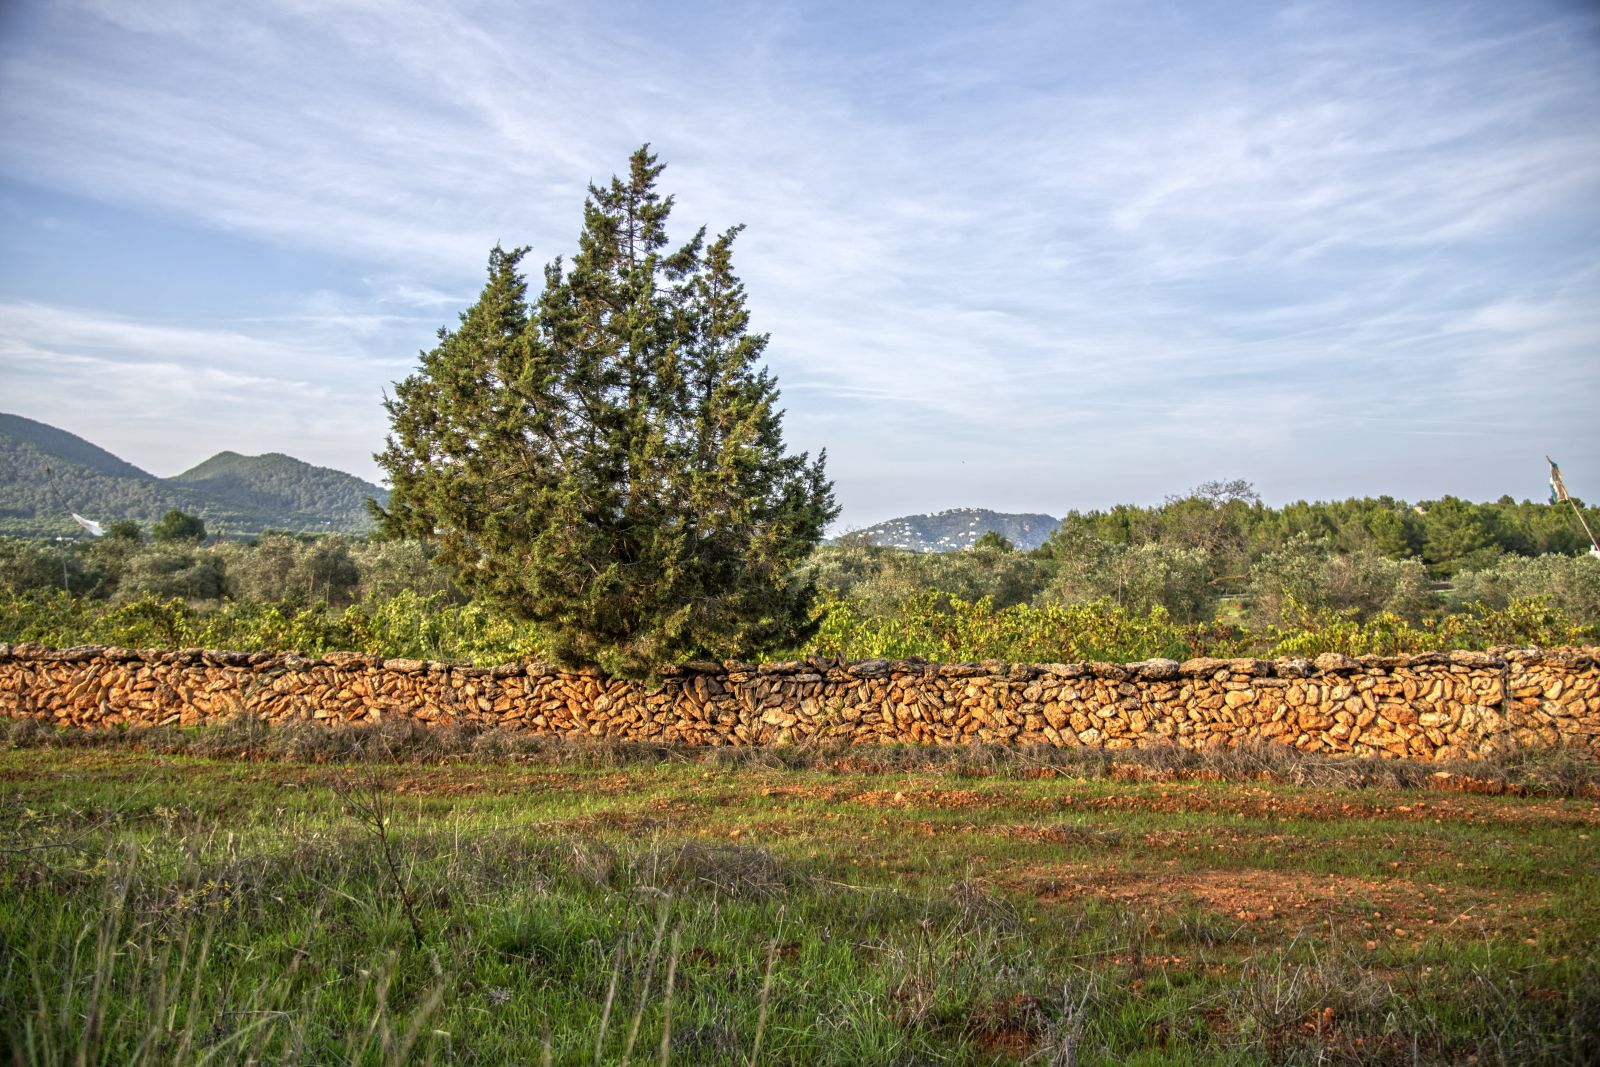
[0,0,1596,529]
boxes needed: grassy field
[1,725,1597,1065]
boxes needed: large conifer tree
[376,147,837,674]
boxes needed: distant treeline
[2,486,1597,664]
[1049,487,1596,575]
[0,527,452,608]
[804,485,1600,658]
[816,485,1593,601]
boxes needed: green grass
[1,733,1597,1065]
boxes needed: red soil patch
[1058,787,1600,828]
[1022,863,1535,939]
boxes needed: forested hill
[848,509,1062,551]
[170,451,389,530]
[0,412,151,480]
[0,412,386,537]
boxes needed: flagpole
[1549,456,1600,553]
[1568,498,1600,554]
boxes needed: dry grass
[3,712,1595,796]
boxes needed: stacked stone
[1,642,1596,761]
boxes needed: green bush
[2,586,1592,667]
[346,538,458,602]
[806,591,1232,663]
[1449,553,1600,625]
[0,593,359,653]
[151,507,206,545]
[1264,597,1595,658]
[1035,535,1217,623]
[1244,534,1436,630]
[341,590,540,663]
[0,590,95,645]
[113,545,226,603]
[215,534,362,607]
[803,539,1050,617]
[0,538,76,597]
[0,589,544,665]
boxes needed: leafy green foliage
[151,508,207,545]
[113,545,225,602]
[376,147,836,675]
[215,533,362,606]
[102,519,142,541]
[344,538,457,602]
[801,537,1050,616]
[799,480,1600,664]
[1037,534,1216,623]
[808,591,1229,663]
[1262,598,1595,658]
[0,590,539,664]
[6,461,1600,666]
[1450,553,1600,623]
[1,592,349,654]
[7,580,1583,666]
[803,585,1593,665]
[345,590,541,663]
[0,538,74,597]
[1044,486,1599,578]
[1243,534,1435,630]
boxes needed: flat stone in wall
[1,643,1596,760]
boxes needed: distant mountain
[0,412,154,481]
[846,508,1061,552]
[170,451,388,533]
[0,412,386,537]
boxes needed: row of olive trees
[803,531,1600,631]
[7,519,1597,637]
[1050,485,1599,577]
[4,527,1596,665]
[0,533,456,609]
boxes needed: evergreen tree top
[376,146,837,677]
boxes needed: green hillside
[170,451,389,532]
[0,413,152,480]
[0,413,385,537]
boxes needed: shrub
[114,546,225,603]
[346,539,458,602]
[807,591,1222,663]
[1265,597,1595,657]
[0,537,75,597]
[1036,535,1216,623]
[1244,534,1435,630]
[1449,553,1600,626]
[217,534,362,607]
[340,590,540,663]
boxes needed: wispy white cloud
[0,300,395,477]
[0,0,1596,524]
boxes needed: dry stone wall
[2,642,1598,760]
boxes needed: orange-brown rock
[0,643,1596,760]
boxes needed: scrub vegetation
[3,491,1596,665]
